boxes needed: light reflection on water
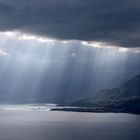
[0,104,57,111]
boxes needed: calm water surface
[0,104,139,140]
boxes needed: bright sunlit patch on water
[0,104,57,111]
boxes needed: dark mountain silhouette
[70,74,140,114]
[93,74,140,101]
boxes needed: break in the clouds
[0,0,140,48]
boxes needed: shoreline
[51,107,140,114]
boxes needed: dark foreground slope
[57,75,140,114]
[56,97,140,114]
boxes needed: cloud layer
[0,0,140,47]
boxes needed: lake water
[0,104,139,140]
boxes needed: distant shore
[51,107,140,114]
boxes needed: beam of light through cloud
[0,31,140,54]
[81,41,140,53]
[118,48,129,53]
[0,49,9,56]
[0,30,139,103]
[2,31,55,44]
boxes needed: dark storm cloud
[0,0,140,47]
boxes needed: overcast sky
[0,0,140,48]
